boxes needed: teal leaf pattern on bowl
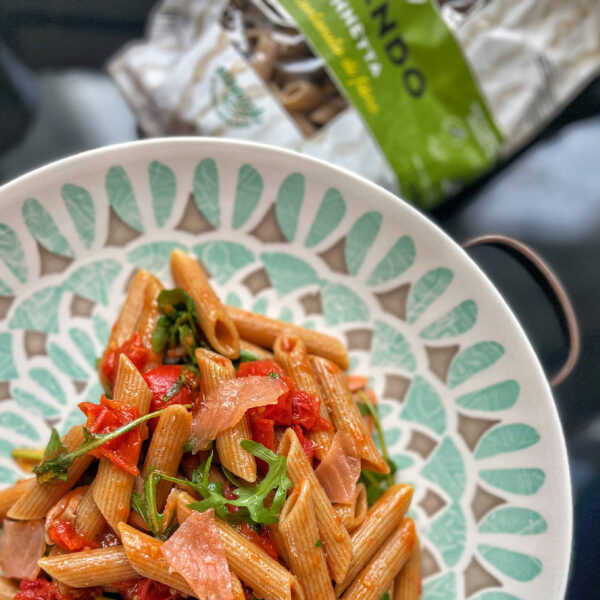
[448,342,505,388]
[320,282,369,326]
[105,165,144,232]
[366,235,415,285]
[422,572,456,599]
[261,252,319,296]
[0,332,18,380]
[48,343,89,380]
[9,286,64,333]
[194,242,254,285]
[275,173,304,242]
[0,412,40,441]
[148,160,176,227]
[304,188,345,248]
[0,149,562,597]
[478,545,542,582]
[0,224,27,282]
[406,267,453,324]
[474,424,540,459]
[421,436,466,501]
[401,375,445,435]
[23,198,74,258]
[344,211,381,275]
[62,184,95,248]
[370,320,416,371]
[232,164,263,229]
[478,507,547,535]
[65,260,121,305]
[29,368,66,405]
[456,380,519,411]
[479,468,545,495]
[420,300,477,340]
[428,502,466,567]
[128,242,186,273]
[11,387,61,419]
[193,159,220,227]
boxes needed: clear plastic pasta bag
[109,0,600,208]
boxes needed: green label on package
[276,0,503,208]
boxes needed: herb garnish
[33,405,190,485]
[132,441,291,537]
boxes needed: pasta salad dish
[0,249,419,600]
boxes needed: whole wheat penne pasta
[8,427,94,520]
[226,305,349,370]
[0,577,18,600]
[266,522,291,569]
[141,404,192,509]
[335,484,414,595]
[240,339,274,361]
[278,428,351,583]
[118,523,244,600]
[93,355,151,535]
[394,536,421,600]
[279,81,324,111]
[38,546,138,587]
[274,334,334,461]
[170,249,240,358]
[278,480,335,600]
[74,482,105,544]
[136,274,164,369]
[341,518,416,600]
[334,483,368,533]
[0,478,31,519]
[196,347,256,483]
[99,269,152,390]
[177,494,304,600]
[310,356,389,474]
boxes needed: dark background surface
[1,3,599,597]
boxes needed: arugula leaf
[152,288,207,363]
[33,405,189,485]
[356,391,397,504]
[315,539,323,547]
[380,594,391,600]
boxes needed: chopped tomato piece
[239,523,279,561]
[260,390,293,425]
[100,531,120,547]
[112,578,180,600]
[236,360,294,391]
[290,390,331,431]
[143,365,198,431]
[223,483,240,515]
[292,425,316,465]
[78,395,141,476]
[47,520,98,553]
[100,332,159,389]
[248,417,276,452]
[15,579,58,600]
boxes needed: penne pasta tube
[177,494,305,600]
[0,478,31,519]
[279,80,324,111]
[93,355,151,535]
[38,546,138,587]
[99,269,151,390]
[310,356,389,474]
[240,339,274,361]
[74,482,105,544]
[341,518,416,600]
[8,427,94,520]
[333,483,368,533]
[226,305,349,370]
[274,334,334,460]
[141,404,192,509]
[196,348,256,483]
[0,577,18,600]
[278,428,351,583]
[278,479,335,600]
[170,249,240,359]
[135,274,164,369]
[266,522,291,569]
[335,483,414,595]
[394,536,421,600]
[118,523,244,600]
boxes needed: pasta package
[109,0,600,208]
